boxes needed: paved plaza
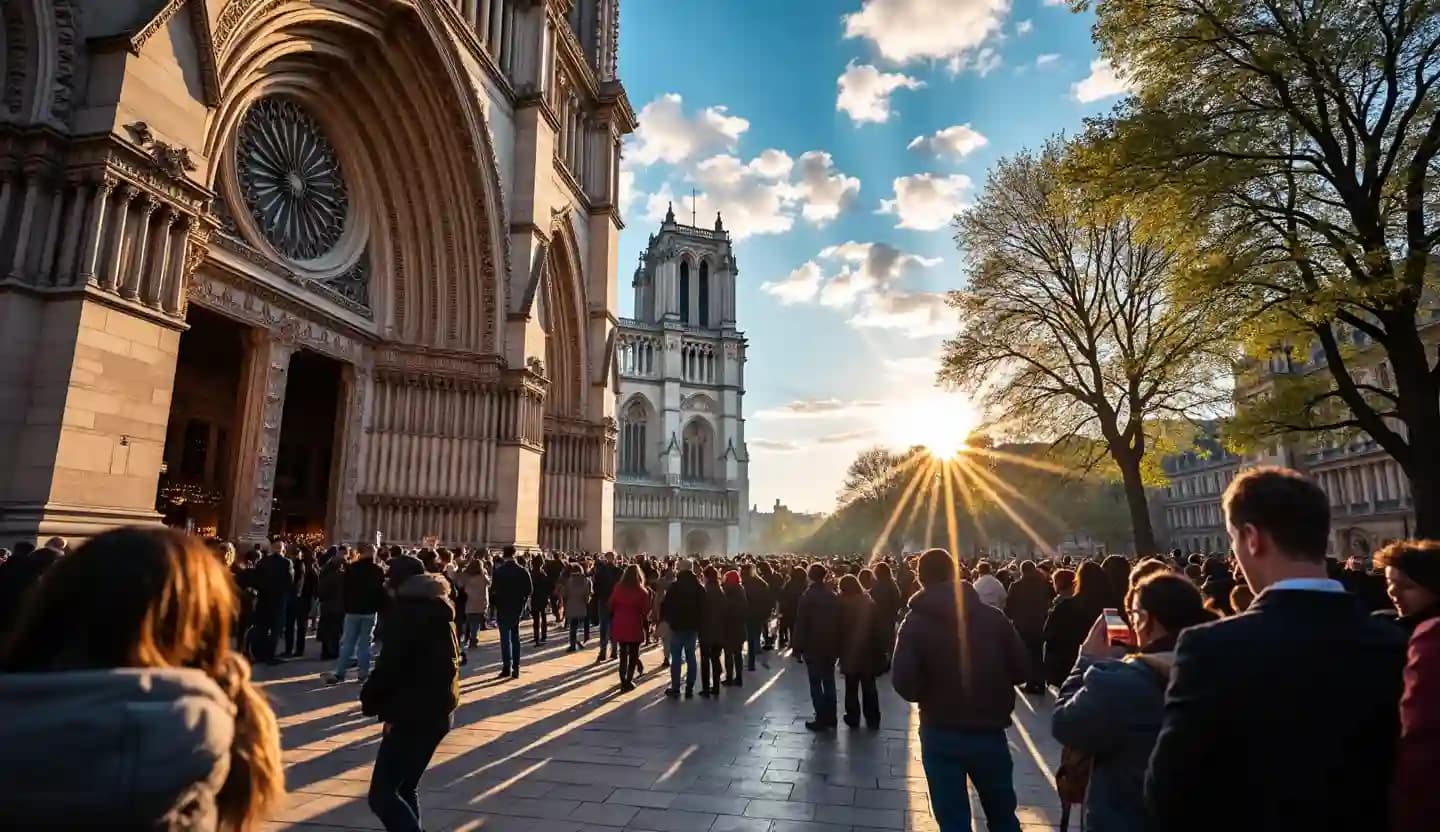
[262,627,1065,832]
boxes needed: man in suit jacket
[1145,466,1406,832]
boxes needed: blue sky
[616,0,1132,514]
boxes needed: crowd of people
[0,465,1436,832]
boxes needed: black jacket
[489,558,534,617]
[699,582,726,645]
[778,575,805,620]
[1043,593,1104,687]
[793,582,842,659]
[721,583,749,644]
[341,559,387,615]
[360,575,459,726]
[1145,588,1406,832]
[254,553,293,610]
[869,576,903,636]
[839,593,888,677]
[660,571,704,632]
[743,575,774,622]
[1004,571,1054,639]
[594,563,620,606]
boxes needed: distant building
[1160,428,1240,555]
[747,499,825,553]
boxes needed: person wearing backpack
[1050,573,1214,832]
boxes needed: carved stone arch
[541,207,588,417]
[1,0,76,127]
[680,392,717,413]
[205,0,506,353]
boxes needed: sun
[889,391,983,459]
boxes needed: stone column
[100,186,137,292]
[7,172,40,280]
[54,180,90,287]
[76,179,115,285]
[328,363,369,543]
[142,210,177,308]
[228,329,296,545]
[120,195,157,300]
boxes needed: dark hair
[1074,561,1108,605]
[976,560,992,576]
[874,562,893,580]
[1052,568,1076,593]
[703,565,720,584]
[838,574,862,596]
[807,562,828,583]
[1223,467,1330,561]
[1101,555,1131,603]
[918,548,956,586]
[503,544,517,558]
[1130,573,1214,635]
[1375,540,1440,596]
[1020,560,1037,576]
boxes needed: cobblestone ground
[261,623,1065,832]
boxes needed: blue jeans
[334,613,377,680]
[368,718,449,832]
[497,613,522,671]
[463,613,486,643]
[918,726,1020,832]
[597,606,613,656]
[806,655,837,724]
[668,630,697,692]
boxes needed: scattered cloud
[907,124,989,159]
[754,398,885,419]
[1072,58,1134,102]
[946,46,1002,77]
[795,151,862,223]
[877,173,974,231]
[626,93,749,166]
[618,168,636,217]
[816,429,878,445]
[1016,19,1033,34]
[850,290,960,338]
[1043,0,1067,5]
[836,61,925,124]
[1036,53,1060,67]
[843,0,1009,66]
[748,438,803,453]
[763,242,940,308]
[761,261,824,304]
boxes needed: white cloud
[816,429,878,445]
[755,398,885,419]
[1043,0,1066,5]
[618,168,637,217]
[814,242,942,307]
[836,61,924,125]
[1036,53,1060,66]
[794,151,861,224]
[1072,59,1134,102]
[761,261,824,305]
[748,148,795,179]
[626,93,749,166]
[907,124,989,159]
[763,243,952,338]
[749,438,803,453]
[946,46,1002,77]
[843,0,1010,65]
[850,290,960,338]
[877,173,974,231]
[884,354,941,379]
[1016,19,1033,34]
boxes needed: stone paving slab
[257,623,1065,832]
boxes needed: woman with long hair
[608,564,651,691]
[1043,560,1111,687]
[0,527,283,830]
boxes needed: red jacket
[608,583,651,644]
[1394,617,1440,832]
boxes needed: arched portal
[681,418,714,482]
[618,394,654,476]
[684,528,711,556]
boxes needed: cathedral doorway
[685,528,711,556]
[269,349,342,542]
[156,307,247,537]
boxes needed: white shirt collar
[1262,577,1347,595]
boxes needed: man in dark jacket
[253,541,294,665]
[325,543,386,684]
[1145,467,1406,832]
[793,563,843,731]
[283,549,319,658]
[741,563,773,671]
[1003,560,1054,693]
[893,548,1028,832]
[360,554,459,832]
[660,559,704,698]
[593,553,621,662]
[489,545,533,679]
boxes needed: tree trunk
[1112,447,1158,555]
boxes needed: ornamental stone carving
[236,97,350,261]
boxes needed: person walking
[892,548,1029,832]
[0,528,283,830]
[529,554,552,646]
[698,565,726,697]
[316,548,346,660]
[793,563,843,731]
[720,570,749,688]
[458,557,490,647]
[593,553,621,662]
[838,574,886,729]
[1005,560,1054,694]
[1145,468,1406,832]
[609,564,651,691]
[360,555,460,832]
[660,558,703,698]
[563,564,593,652]
[489,546,533,680]
[325,543,386,685]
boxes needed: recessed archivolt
[542,210,589,418]
[204,0,506,354]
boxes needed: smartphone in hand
[1103,607,1134,648]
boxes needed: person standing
[741,563,773,671]
[1005,561,1054,694]
[1043,562,1107,689]
[360,555,460,832]
[1145,467,1406,832]
[777,565,806,650]
[563,564,593,652]
[593,553,620,662]
[870,562,904,645]
[892,548,1029,832]
[254,542,294,665]
[609,565,651,691]
[720,570,749,688]
[284,548,319,658]
[316,548,346,660]
[325,543,386,685]
[837,574,885,729]
[793,563,842,731]
[698,565,726,697]
[488,546,532,680]
[972,561,1007,609]
[529,554,552,646]
[660,558,703,698]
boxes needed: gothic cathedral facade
[0,0,634,550]
[613,205,749,556]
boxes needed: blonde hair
[1,527,284,829]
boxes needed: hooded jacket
[0,668,234,830]
[891,580,1029,731]
[661,571,705,632]
[360,573,459,726]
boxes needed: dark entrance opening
[270,349,341,543]
[157,306,247,537]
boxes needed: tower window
[679,261,690,324]
[699,261,710,327]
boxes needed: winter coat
[608,583,651,644]
[1044,593,1105,687]
[489,558,534,617]
[839,592,888,677]
[530,566,554,605]
[973,574,1007,609]
[778,575,805,621]
[563,574,593,620]
[317,559,346,615]
[1004,571,1055,639]
[255,551,294,611]
[793,582,842,660]
[593,563,621,607]
[342,558,387,615]
[661,571,705,632]
[458,569,490,615]
[699,582,727,645]
[1052,651,1175,832]
[1393,616,1440,832]
[360,573,459,727]
[892,580,1029,732]
[743,575,774,622]
[721,583,749,645]
[0,668,234,829]
[870,576,903,637]
[291,557,319,600]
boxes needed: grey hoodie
[0,667,235,829]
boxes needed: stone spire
[664,201,675,224]
[714,212,724,232]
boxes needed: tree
[1075,0,1440,535]
[940,139,1234,555]
[838,446,906,506]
